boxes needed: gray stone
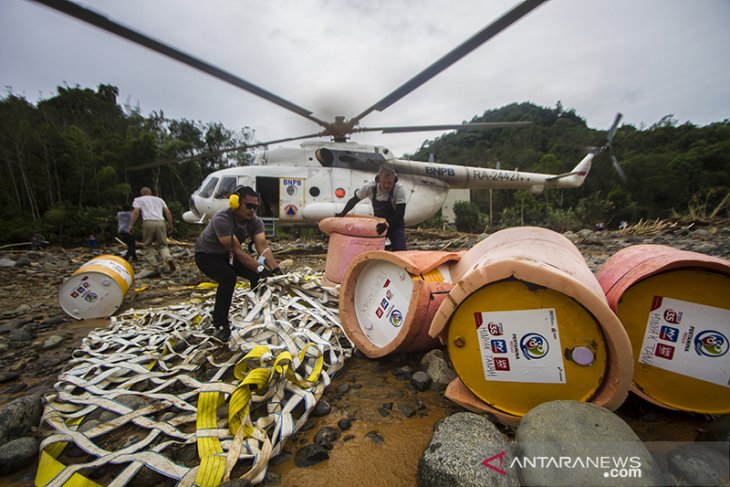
[666,443,729,487]
[418,412,519,487]
[312,399,331,417]
[314,426,340,445]
[0,436,39,474]
[516,400,666,486]
[294,444,329,467]
[420,349,457,391]
[0,371,20,383]
[9,325,35,343]
[696,414,730,446]
[411,371,432,391]
[393,365,414,380]
[0,394,43,445]
[366,431,384,445]
[38,316,67,329]
[337,417,352,431]
[398,403,417,418]
[14,256,31,267]
[41,335,64,350]
[0,319,23,333]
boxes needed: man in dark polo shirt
[195,185,281,341]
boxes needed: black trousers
[120,231,137,261]
[195,252,259,327]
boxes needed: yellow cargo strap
[36,269,351,487]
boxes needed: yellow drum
[430,227,633,425]
[597,245,730,414]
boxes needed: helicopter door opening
[255,177,280,219]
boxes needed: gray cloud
[2,0,728,157]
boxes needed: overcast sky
[2,0,729,157]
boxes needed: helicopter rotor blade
[31,0,328,128]
[606,112,623,145]
[350,0,548,126]
[611,153,627,182]
[355,121,532,134]
[126,132,325,171]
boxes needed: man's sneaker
[214,325,231,342]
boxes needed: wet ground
[268,354,463,487]
[0,225,727,486]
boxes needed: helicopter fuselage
[182,140,594,226]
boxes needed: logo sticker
[654,343,675,360]
[488,322,503,336]
[375,308,383,318]
[659,325,679,343]
[490,340,507,354]
[694,330,728,357]
[494,357,511,371]
[389,309,403,328]
[519,333,549,360]
[663,308,681,324]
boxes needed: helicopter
[34,0,625,226]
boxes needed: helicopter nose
[189,195,199,215]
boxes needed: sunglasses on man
[244,203,258,210]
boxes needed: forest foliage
[1,84,728,245]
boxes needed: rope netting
[37,270,353,486]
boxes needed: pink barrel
[596,244,730,414]
[429,227,634,426]
[339,250,461,358]
[318,215,387,286]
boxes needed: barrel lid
[617,268,730,414]
[59,271,125,319]
[447,279,609,417]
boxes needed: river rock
[696,414,730,446]
[420,349,456,391]
[0,436,39,474]
[0,393,43,445]
[418,412,519,487]
[410,371,432,391]
[312,399,331,417]
[314,426,340,445]
[516,400,666,486]
[666,443,729,486]
[294,443,329,467]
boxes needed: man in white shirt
[129,186,175,277]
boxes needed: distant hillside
[409,102,729,229]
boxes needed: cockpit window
[214,177,238,199]
[198,177,219,198]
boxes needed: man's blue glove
[376,222,387,234]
